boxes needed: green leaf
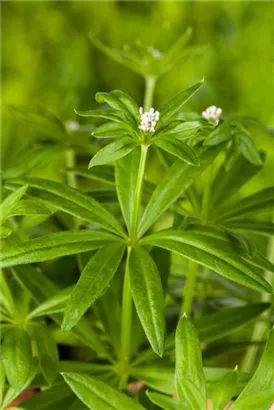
[129,247,165,356]
[89,137,137,168]
[28,286,72,319]
[211,369,238,410]
[225,220,274,237]
[229,389,274,410]
[203,122,231,146]
[0,185,28,224]
[21,381,73,410]
[67,166,115,186]
[175,315,207,408]
[62,243,125,331]
[141,230,272,293]
[216,187,274,221]
[9,199,51,217]
[75,107,127,123]
[92,122,131,138]
[62,372,146,410]
[96,90,138,125]
[154,120,205,140]
[239,133,263,166]
[146,391,183,410]
[0,230,122,268]
[0,360,5,404]
[230,327,274,409]
[2,327,33,392]
[211,153,264,207]
[161,27,192,66]
[154,138,200,165]
[7,178,125,236]
[195,303,270,343]
[160,80,204,122]
[139,143,224,236]
[115,148,140,234]
[28,323,59,385]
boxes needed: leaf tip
[182,312,188,318]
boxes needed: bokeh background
[1,1,273,182]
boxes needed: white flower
[139,107,160,132]
[148,46,162,60]
[65,120,80,132]
[202,105,222,123]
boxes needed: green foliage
[1,4,273,410]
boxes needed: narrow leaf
[239,133,263,166]
[0,185,28,224]
[62,372,146,410]
[160,80,204,122]
[0,230,122,268]
[147,391,183,410]
[154,138,200,165]
[63,243,125,331]
[28,286,72,319]
[129,247,165,356]
[89,137,137,168]
[175,315,207,408]
[28,323,59,385]
[115,148,140,234]
[92,122,131,138]
[139,143,225,236]
[2,328,33,392]
[7,178,125,236]
[141,230,272,293]
[204,122,231,146]
[211,369,238,410]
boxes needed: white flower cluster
[202,106,222,123]
[139,107,160,132]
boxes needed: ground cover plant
[1,2,274,410]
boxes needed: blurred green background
[1,0,273,182]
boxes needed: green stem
[65,148,77,189]
[182,260,198,316]
[201,165,213,224]
[119,247,132,388]
[143,76,156,112]
[130,145,148,242]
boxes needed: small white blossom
[139,107,160,132]
[65,120,80,132]
[202,105,222,123]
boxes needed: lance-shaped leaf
[115,148,140,234]
[62,372,146,410]
[8,199,51,217]
[62,243,125,331]
[210,369,238,410]
[229,390,274,410]
[129,247,165,356]
[0,225,12,238]
[225,220,274,237]
[28,323,59,385]
[89,136,137,168]
[0,185,28,224]
[0,230,122,268]
[153,120,205,140]
[67,166,115,186]
[92,122,132,138]
[7,178,125,236]
[161,27,192,67]
[211,153,265,207]
[75,108,127,123]
[147,391,183,410]
[138,143,225,237]
[27,286,72,319]
[160,80,204,122]
[154,138,200,165]
[216,187,274,221]
[2,328,33,392]
[239,133,263,166]
[203,121,231,146]
[96,90,139,125]
[140,230,272,293]
[175,315,207,409]
[230,327,274,410]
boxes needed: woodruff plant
[1,29,273,410]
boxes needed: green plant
[1,29,273,410]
